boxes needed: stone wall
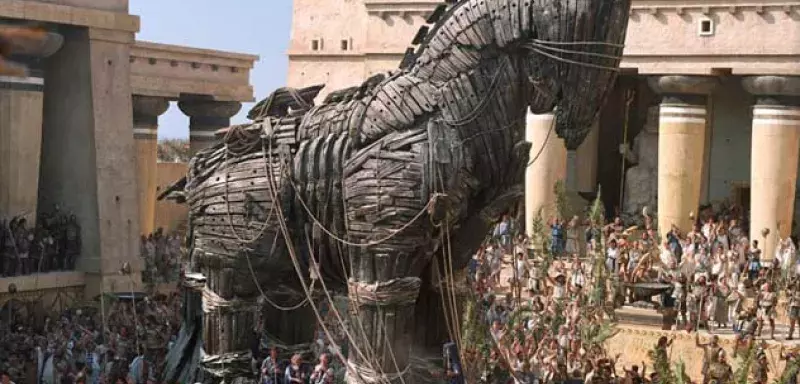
[607,325,789,382]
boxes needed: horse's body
[162,0,630,382]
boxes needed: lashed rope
[346,360,412,384]
[347,278,421,307]
[200,286,258,314]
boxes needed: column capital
[648,75,719,105]
[742,76,800,106]
[132,95,169,118]
[179,100,242,153]
[132,96,169,139]
[178,100,242,119]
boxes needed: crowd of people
[140,229,183,286]
[7,200,800,383]
[0,293,181,384]
[1,205,81,277]
[461,205,800,384]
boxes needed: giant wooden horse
[161,0,631,382]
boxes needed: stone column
[40,27,142,297]
[565,151,579,191]
[132,96,169,235]
[648,76,718,239]
[742,76,800,262]
[576,121,600,193]
[0,73,44,225]
[178,100,241,154]
[525,111,567,236]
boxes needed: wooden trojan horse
[161,0,632,382]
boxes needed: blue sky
[130,0,293,139]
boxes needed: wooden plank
[381,81,415,124]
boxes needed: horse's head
[520,0,631,149]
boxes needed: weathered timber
[161,0,631,381]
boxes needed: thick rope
[244,249,313,312]
[347,278,421,307]
[524,46,621,72]
[272,142,444,248]
[524,42,623,61]
[441,57,510,127]
[532,39,625,48]
[346,360,411,383]
[264,139,382,384]
[526,112,556,167]
[301,229,392,384]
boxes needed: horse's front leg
[343,130,432,383]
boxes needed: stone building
[0,0,257,307]
[287,0,800,260]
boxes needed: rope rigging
[190,21,629,379]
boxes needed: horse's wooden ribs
[162,0,633,380]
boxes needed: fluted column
[178,100,241,154]
[525,110,567,236]
[648,76,718,239]
[132,96,169,235]
[0,73,44,224]
[742,76,800,262]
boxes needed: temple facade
[0,0,257,304]
[288,0,800,260]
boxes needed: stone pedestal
[178,100,241,155]
[525,111,567,236]
[648,76,718,239]
[132,96,169,235]
[742,76,800,262]
[0,76,44,224]
[576,121,599,193]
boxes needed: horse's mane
[246,2,465,121]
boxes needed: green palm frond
[673,360,688,384]
[734,343,757,384]
[589,186,605,227]
[774,355,800,384]
[773,358,800,384]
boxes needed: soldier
[706,349,733,384]
[15,224,33,275]
[734,308,758,358]
[779,346,800,384]
[672,274,689,328]
[5,217,20,276]
[0,218,7,277]
[751,343,770,384]
[688,275,709,331]
[64,215,81,270]
[42,229,56,273]
[756,282,777,339]
[696,334,722,384]
[789,279,800,340]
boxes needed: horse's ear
[399,48,416,69]
[426,4,448,23]
[412,26,429,45]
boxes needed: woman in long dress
[565,216,580,257]
[713,278,731,328]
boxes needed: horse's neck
[438,55,526,176]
